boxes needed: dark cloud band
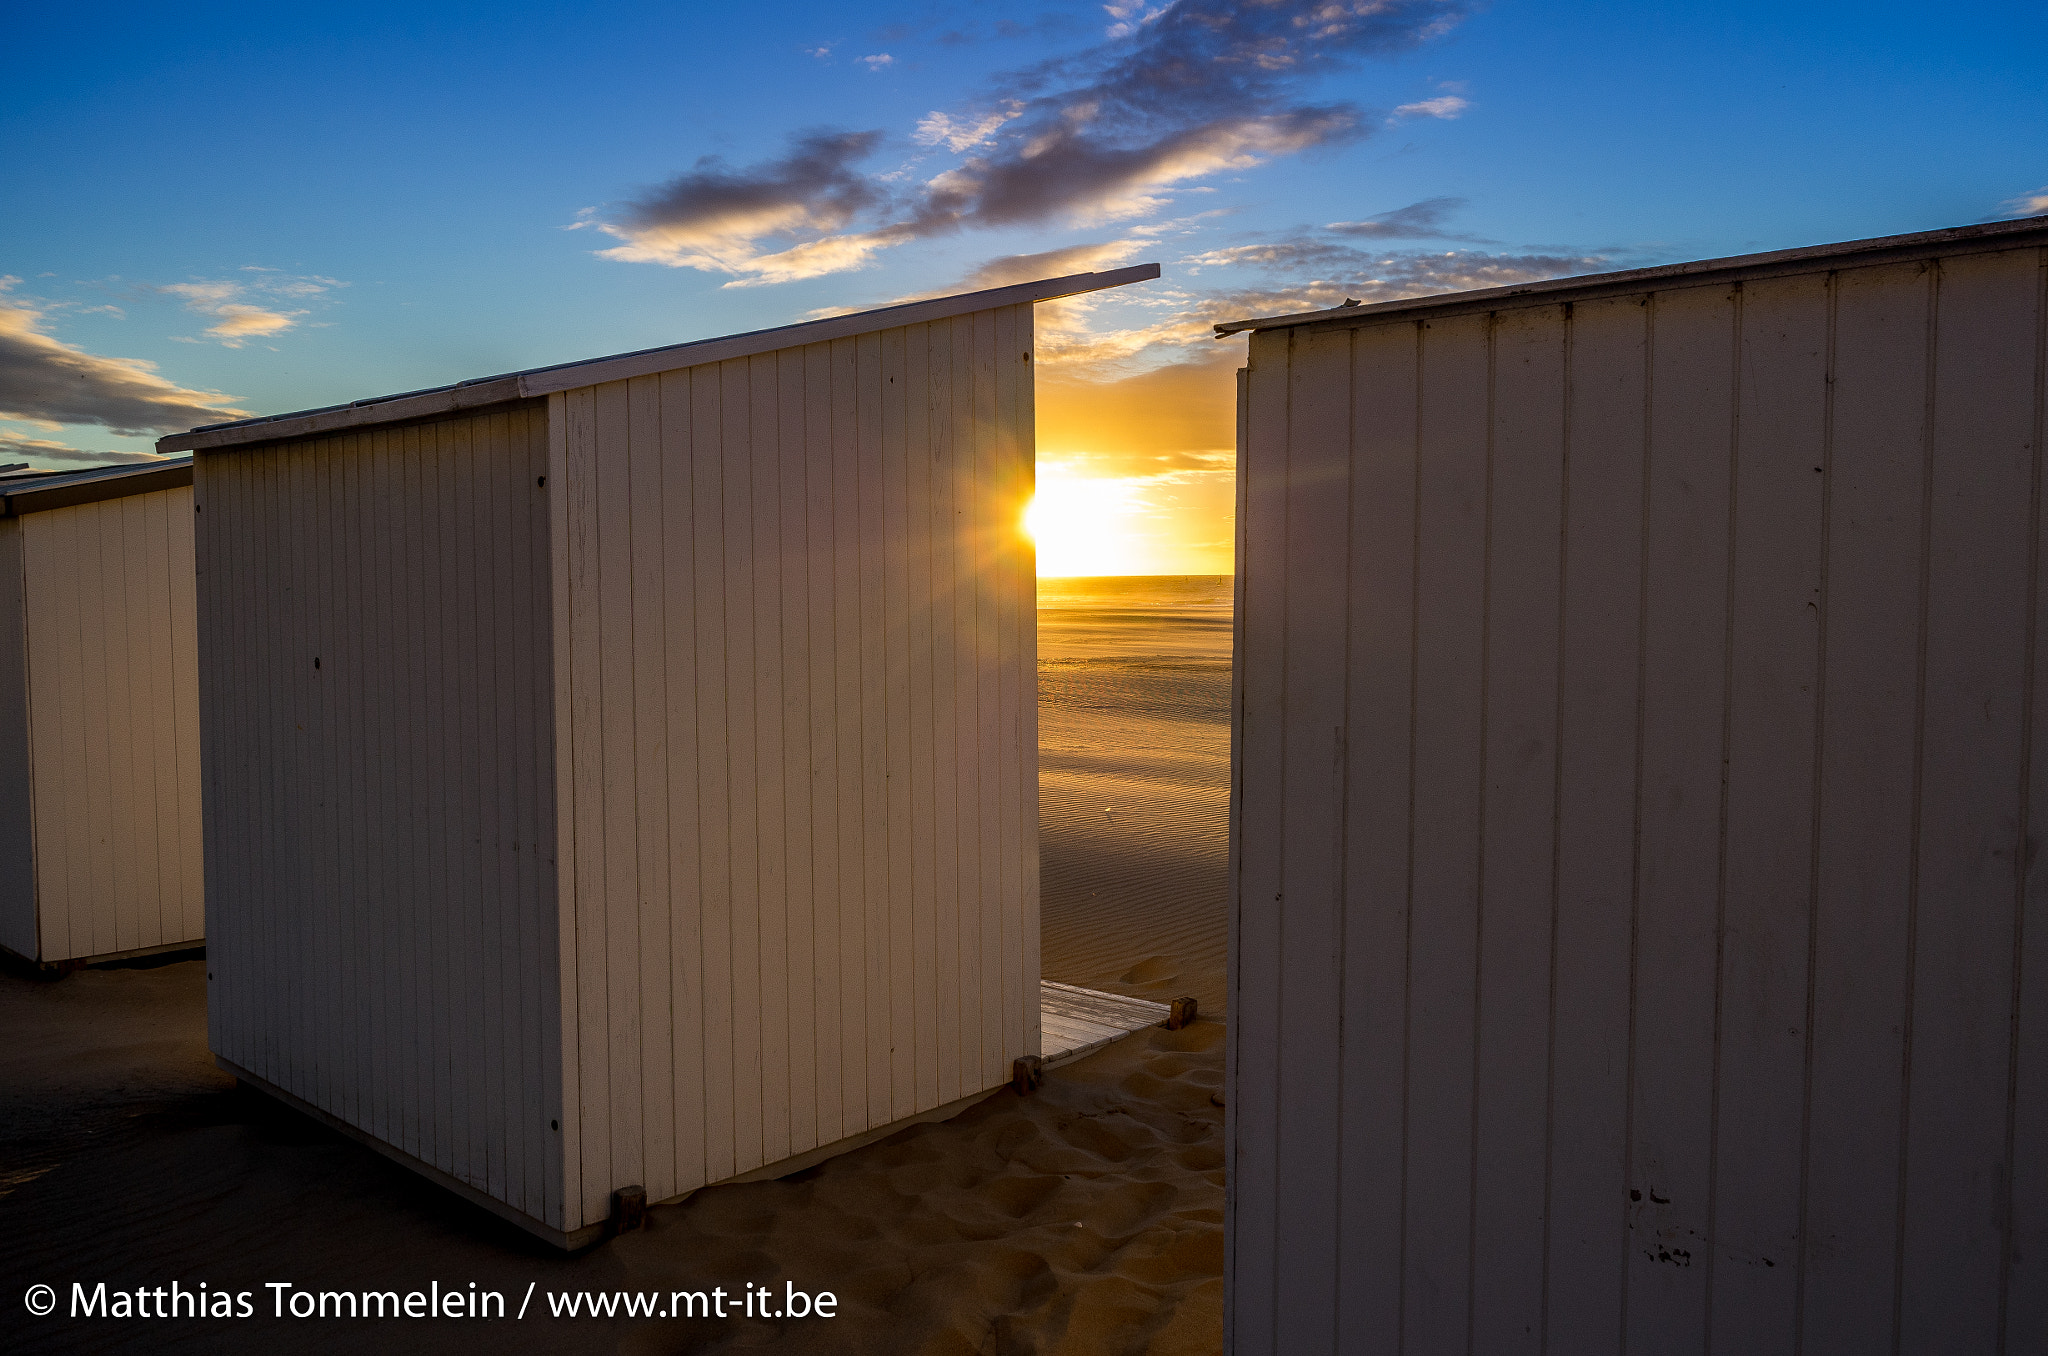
[0,296,245,436]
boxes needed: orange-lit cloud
[0,280,246,434]
[156,271,343,347]
[2006,186,2048,217]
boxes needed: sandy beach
[1036,576,1233,1019]
[0,577,1232,1354]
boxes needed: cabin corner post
[1017,305,1043,1064]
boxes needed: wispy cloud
[914,105,1024,153]
[858,53,895,69]
[1392,94,1470,120]
[153,271,343,346]
[2005,185,2048,218]
[1325,195,1481,240]
[591,0,1468,283]
[951,240,1145,291]
[1101,0,1171,40]
[0,279,247,434]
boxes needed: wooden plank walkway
[1039,980,1170,1070]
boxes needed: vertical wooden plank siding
[0,519,35,959]
[1706,272,1828,1353]
[10,487,203,963]
[196,407,561,1226]
[1330,323,1418,1351]
[1471,305,1567,1356]
[2010,244,2048,1351]
[547,307,1040,1232]
[1228,243,2048,1354]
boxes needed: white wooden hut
[0,458,202,969]
[1217,216,2048,1353]
[156,265,1158,1248]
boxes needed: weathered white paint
[181,273,1137,1246]
[0,468,203,966]
[547,309,1040,1229]
[1225,219,2048,1354]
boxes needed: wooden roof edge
[1,457,194,517]
[1212,215,2048,337]
[157,263,1162,455]
[158,377,528,455]
[517,261,1160,397]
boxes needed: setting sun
[1024,469,1154,576]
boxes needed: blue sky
[3,0,2043,566]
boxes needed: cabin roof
[1,456,194,517]
[157,264,1161,455]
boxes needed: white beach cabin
[157,265,1158,1249]
[0,459,203,970]
[1219,216,2048,1354]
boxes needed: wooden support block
[1166,996,1199,1031]
[610,1185,647,1234]
[1012,1055,1044,1095]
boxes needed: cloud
[2006,186,2048,217]
[199,304,303,339]
[1326,195,1476,240]
[0,282,247,435]
[596,130,888,277]
[0,432,161,467]
[153,272,343,346]
[858,53,894,69]
[715,224,920,287]
[593,0,1467,281]
[1102,1,1171,40]
[918,105,1356,231]
[1392,94,1470,120]
[950,240,1144,291]
[914,105,1024,152]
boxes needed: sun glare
[1024,469,1150,577]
